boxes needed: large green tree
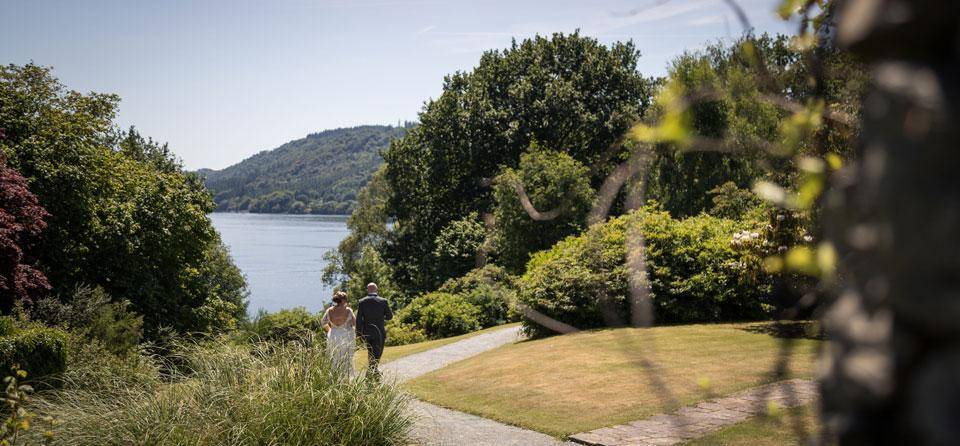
[493,145,596,272]
[0,64,247,336]
[645,34,867,218]
[383,32,653,294]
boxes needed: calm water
[209,213,350,315]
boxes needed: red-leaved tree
[0,151,50,311]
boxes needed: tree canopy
[382,32,654,294]
[0,64,247,336]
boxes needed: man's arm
[355,301,365,337]
[384,299,394,321]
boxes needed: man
[356,282,393,377]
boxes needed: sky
[1,0,795,170]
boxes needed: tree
[492,145,596,272]
[0,156,50,311]
[821,1,960,443]
[322,166,392,288]
[644,34,867,219]
[432,212,487,280]
[383,32,653,294]
[343,245,400,306]
[0,64,247,336]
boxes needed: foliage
[29,340,412,445]
[0,157,50,312]
[383,319,428,347]
[432,212,486,280]
[29,286,143,355]
[492,146,596,272]
[383,32,653,294]
[245,308,321,343]
[203,125,410,215]
[341,245,401,306]
[438,264,516,328]
[708,182,767,221]
[641,34,867,219]
[322,167,393,290]
[397,292,482,339]
[0,319,68,382]
[0,64,248,337]
[0,366,46,446]
[517,207,773,338]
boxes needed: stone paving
[568,379,818,446]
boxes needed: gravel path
[409,400,578,446]
[380,325,576,446]
[568,379,818,446]
[383,325,524,383]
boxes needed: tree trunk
[822,1,960,444]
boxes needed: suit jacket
[356,294,393,341]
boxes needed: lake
[209,213,350,315]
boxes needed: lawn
[687,404,828,446]
[404,321,822,437]
[354,323,520,370]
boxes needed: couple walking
[320,282,393,377]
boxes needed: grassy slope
[687,404,824,446]
[405,322,821,437]
[354,323,521,370]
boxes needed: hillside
[202,124,409,214]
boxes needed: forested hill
[201,125,409,214]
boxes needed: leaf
[777,0,804,20]
[786,246,818,275]
[817,242,838,278]
[753,181,787,206]
[826,153,843,170]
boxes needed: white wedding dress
[321,308,356,377]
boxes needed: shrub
[398,292,481,339]
[31,286,143,355]
[438,264,516,328]
[245,307,321,342]
[0,319,69,382]
[28,340,412,445]
[517,207,773,337]
[416,293,482,339]
[384,319,427,347]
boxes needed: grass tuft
[29,339,412,446]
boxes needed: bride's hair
[332,291,348,305]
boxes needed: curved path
[381,325,577,446]
[384,325,814,446]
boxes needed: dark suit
[356,293,393,373]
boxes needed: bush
[28,340,412,445]
[0,319,69,382]
[245,307,321,342]
[31,286,143,355]
[398,292,481,339]
[517,206,773,337]
[438,264,516,328]
[384,319,428,347]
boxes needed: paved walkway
[568,379,818,446]
[380,325,577,446]
[383,325,525,382]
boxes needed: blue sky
[1,0,794,170]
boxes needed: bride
[320,291,356,377]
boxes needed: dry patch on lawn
[404,322,821,437]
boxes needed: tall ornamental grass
[29,340,412,446]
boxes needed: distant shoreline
[210,211,351,217]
